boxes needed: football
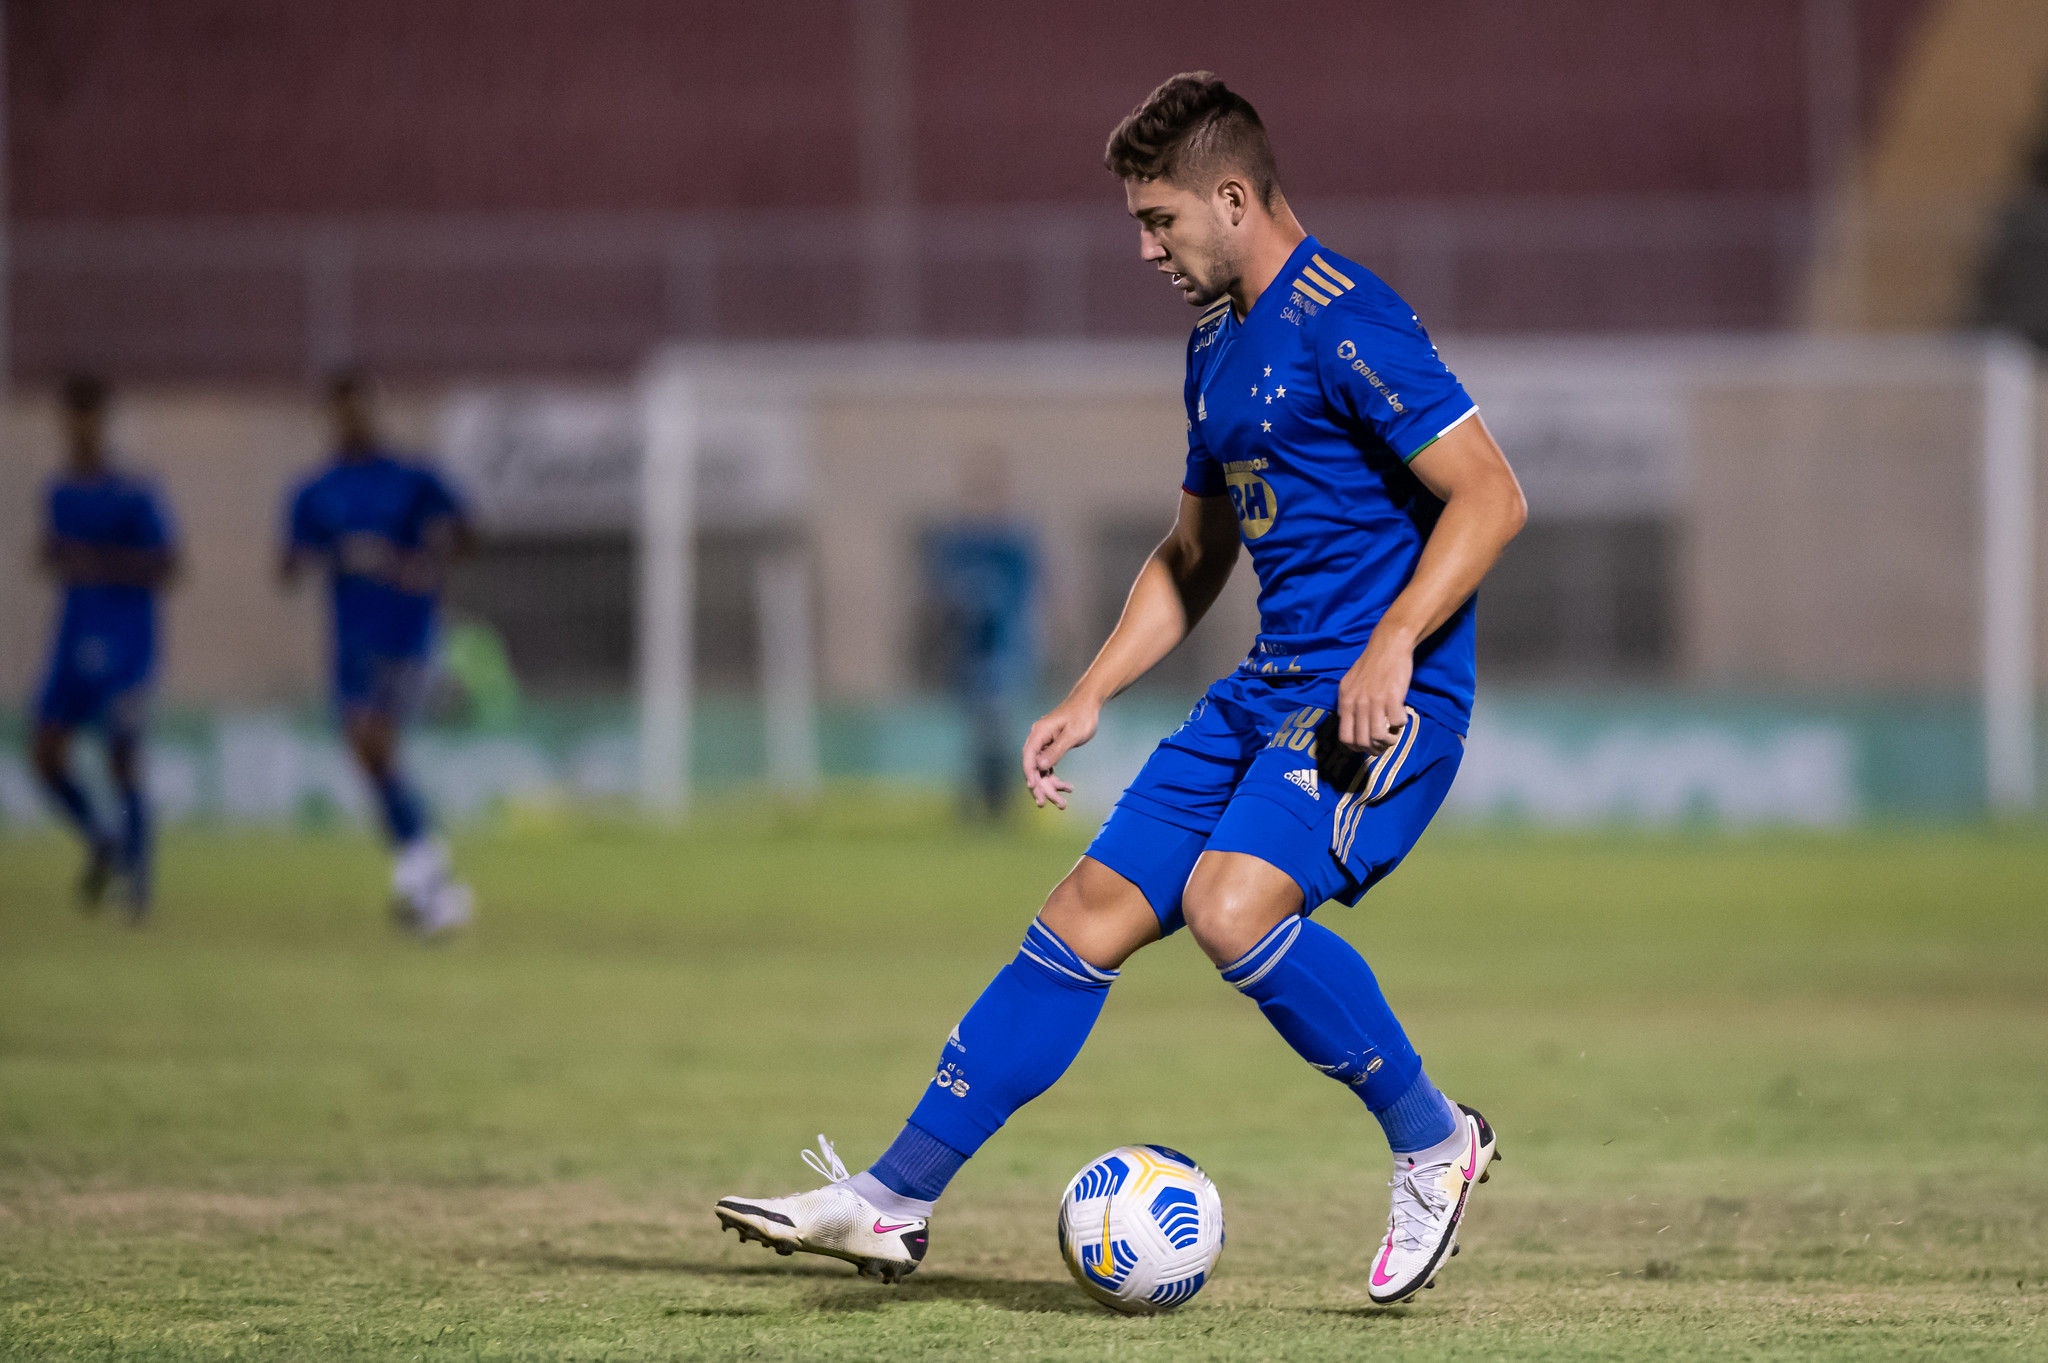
[1056,1144,1224,1313]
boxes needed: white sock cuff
[845,1169,936,1222]
[1396,1111,1471,1169]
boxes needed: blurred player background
[0,2,2043,1356]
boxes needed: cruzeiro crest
[1223,459,1278,539]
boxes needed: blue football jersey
[285,450,467,660]
[44,469,175,678]
[1181,236,1480,731]
[924,519,1040,699]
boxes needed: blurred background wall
[4,0,2047,824]
[5,0,1952,372]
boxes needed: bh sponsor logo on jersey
[1336,339,1406,414]
[1284,768,1320,800]
[1223,458,1278,539]
[933,1062,970,1098]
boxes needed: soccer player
[30,375,179,921]
[716,73,1528,1304]
[281,371,476,937]
[923,452,1041,821]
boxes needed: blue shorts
[34,634,153,736]
[333,649,433,721]
[1085,670,1463,934]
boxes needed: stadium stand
[9,0,1935,379]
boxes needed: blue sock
[868,917,1118,1202]
[1377,1067,1461,1155]
[1219,915,1458,1153]
[372,770,427,846]
[38,762,104,846]
[866,1123,967,1204]
[118,782,152,886]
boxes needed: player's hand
[46,540,102,584]
[1338,631,1414,756]
[1021,697,1102,811]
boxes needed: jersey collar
[1241,235,1323,326]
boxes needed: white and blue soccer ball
[1057,1144,1224,1314]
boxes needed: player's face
[330,390,375,452]
[1125,177,1235,308]
[63,405,105,469]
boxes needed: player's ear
[1216,177,1250,228]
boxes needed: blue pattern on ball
[1148,1184,1203,1251]
[1148,1270,1207,1307]
[1071,1154,1129,1202]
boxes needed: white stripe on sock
[1225,917,1303,991]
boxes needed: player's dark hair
[60,372,107,415]
[1104,72,1280,206]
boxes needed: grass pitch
[1,806,2044,1359]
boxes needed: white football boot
[413,879,473,938]
[1367,1102,1499,1304]
[714,1136,930,1283]
[389,838,473,939]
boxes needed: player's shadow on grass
[812,1273,1097,1315]
[521,1247,1094,1314]
[517,1248,810,1277]
[1310,1293,1409,1317]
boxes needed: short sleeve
[1181,371,1226,498]
[1316,298,1476,462]
[413,464,468,528]
[286,481,327,553]
[131,485,174,551]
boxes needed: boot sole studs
[715,1209,916,1284]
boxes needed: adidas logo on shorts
[1284,768,1320,800]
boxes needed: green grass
[2,807,2045,1359]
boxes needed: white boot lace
[799,1133,850,1183]
[1386,1163,1453,1254]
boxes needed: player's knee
[1183,855,1299,968]
[1037,861,1158,972]
[31,727,69,778]
[345,716,395,774]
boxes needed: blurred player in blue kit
[281,371,476,937]
[923,452,1040,821]
[30,374,179,921]
[718,74,1527,1304]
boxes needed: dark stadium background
[9,0,1938,378]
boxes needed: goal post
[637,348,825,818]
[1982,332,2037,815]
[636,362,697,816]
